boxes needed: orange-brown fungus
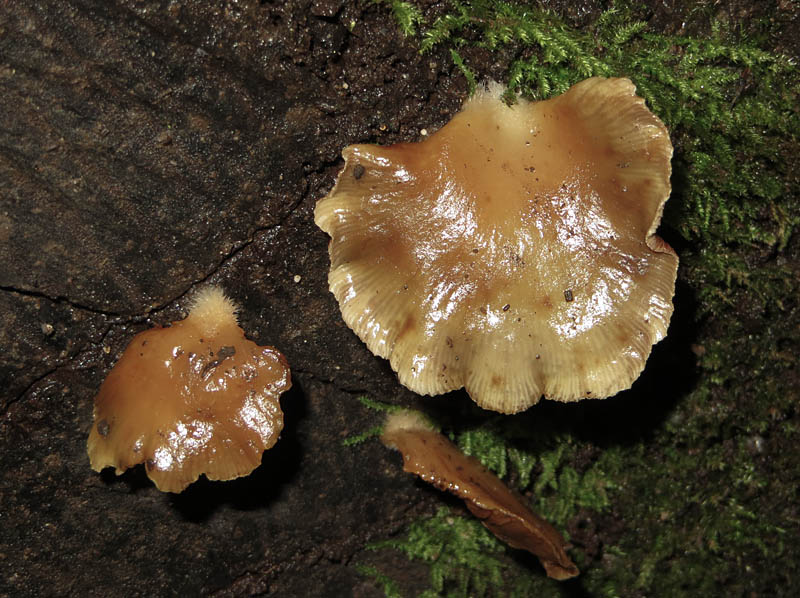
[315,77,678,413]
[381,411,579,580]
[87,286,291,493]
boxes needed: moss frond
[366,507,508,597]
[373,0,424,36]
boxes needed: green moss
[372,0,423,36]
[361,505,577,597]
[341,396,412,446]
[377,0,799,319]
[591,442,789,596]
[357,397,795,595]
[354,409,616,595]
[367,508,507,598]
[448,49,477,95]
[355,565,404,598]
[359,1,799,595]
[456,426,615,527]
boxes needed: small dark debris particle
[218,346,236,360]
[535,354,541,359]
[564,289,574,302]
[472,248,479,254]
[201,346,236,378]
[156,131,173,146]
[353,164,365,180]
[502,304,510,312]
[97,419,110,437]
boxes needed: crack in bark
[2,194,306,416]
[0,284,130,317]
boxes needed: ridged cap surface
[315,78,677,413]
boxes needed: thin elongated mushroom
[87,286,291,493]
[381,411,579,580]
[315,77,678,413]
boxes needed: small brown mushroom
[381,411,579,580]
[87,286,291,493]
[315,77,678,413]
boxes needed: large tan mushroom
[315,77,678,413]
[87,286,292,492]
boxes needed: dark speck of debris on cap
[353,164,365,180]
[97,419,110,437]
[564,289,574,302]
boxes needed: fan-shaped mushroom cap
[87,286,291,492]
[315,77,677,413]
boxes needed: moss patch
[358,1,799,596]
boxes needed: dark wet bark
[0,1,458,595]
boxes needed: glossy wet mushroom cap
[315,77,678,413]
[87,286,291,492]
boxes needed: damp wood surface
[1,1,798,597]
